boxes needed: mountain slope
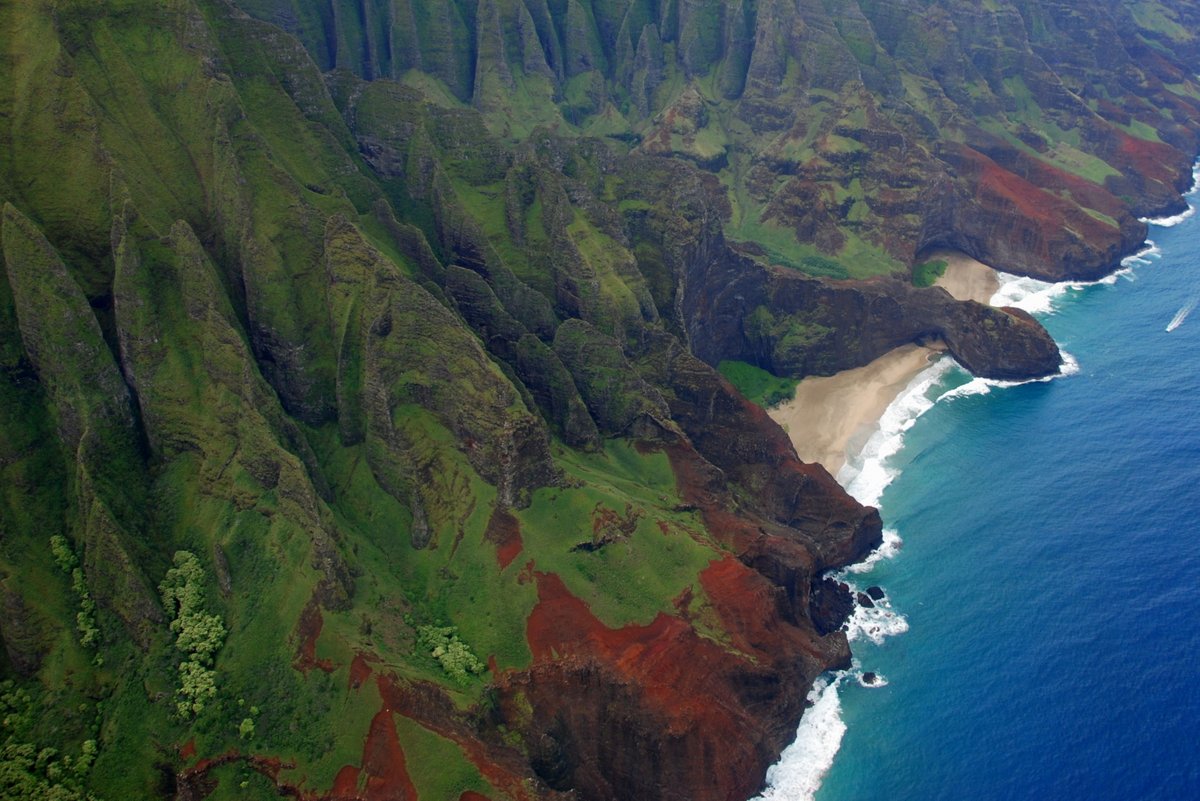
[0,2,1197,800]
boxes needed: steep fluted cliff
[1,2,1199,801]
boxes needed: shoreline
[756,158,1200,801]
[768,343,944,476]
[768,252,999,476]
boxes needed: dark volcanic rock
[866,586,886,601]
[682,233,1063,384]
[857,592,875,609]
[809,577,855,636]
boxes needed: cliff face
[1,2,1198,801]
[239,0,1200,281]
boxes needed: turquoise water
[758,187,1200,800]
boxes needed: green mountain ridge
[0,2,1198,800]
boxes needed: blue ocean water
[757,187,1200,800]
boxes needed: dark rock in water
[862,672,878,685]
[809,578,855,635]
[857,592,875,609]
[866,586,886,601]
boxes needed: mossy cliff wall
[1,2,1199,800]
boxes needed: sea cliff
[1,2,1199,800]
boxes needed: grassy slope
[1,2,1198,799]
[0,4,735,798]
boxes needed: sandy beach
[931,250,1000,304]
[769,252,1000,476]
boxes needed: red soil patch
[516,559,536,585]
[977,157,1061,225]
[179,739,196,761]
[293,597,336,674]
[326,704,420,801]
[698,555,818,659]
[459,793,492,801]
[349,653,373,690]
[524,570,753,721]
[1117,132,1180,185]
[484,506,524,570]
[329,765,363,798]
[373,675,541,801]
[359,709,419,801]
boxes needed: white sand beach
[769,252,1000,475]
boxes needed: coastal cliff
[1,2,1199,800]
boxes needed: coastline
[768,344,944,475]
[768,252,1000,475]
[756,159,1200,801]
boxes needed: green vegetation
[49,537,100,654]
[717,360,800,408]
[394,716,498,800]
[0,682,99,801]
[159,552,226,718]
[1,1,1198,797]
[413,623,486,684]
[912,259,948,287]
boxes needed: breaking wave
[751,675,848,801]
[1139,161,1200,227]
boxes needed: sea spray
[756,160,1200,801]
[751,676,848,801]
[1138,161,1200,227]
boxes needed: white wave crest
[837,359,956,507]
[752,675,848,801]
[1138,160,1200,226]
[1122,240,1161,267]
[934,351,1078,403]
[842,587,909,646]
[754,248,1108,801]
[990,272,1074,313]
[844,528,903,575]
[857,671,888,688]
[1140,204,1196,228]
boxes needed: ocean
[755,174,1200,800]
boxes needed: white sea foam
[844,528,903,575]
[1139,162,1200,226]
[990,272,1075,313]
[857,672,888,688]
[935,351,1078,403]
[1140,204,1197,228]
[837,358,957,508]
[1122,240,1161,267]
[1167,298,1198,332]
[755,240,1121,801]
[751,675,848,801]
[841,584,909,646]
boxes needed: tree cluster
[0,682,99,801]
[159,551,226,717]
[48,536,100,654]
[414,624,485,685]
